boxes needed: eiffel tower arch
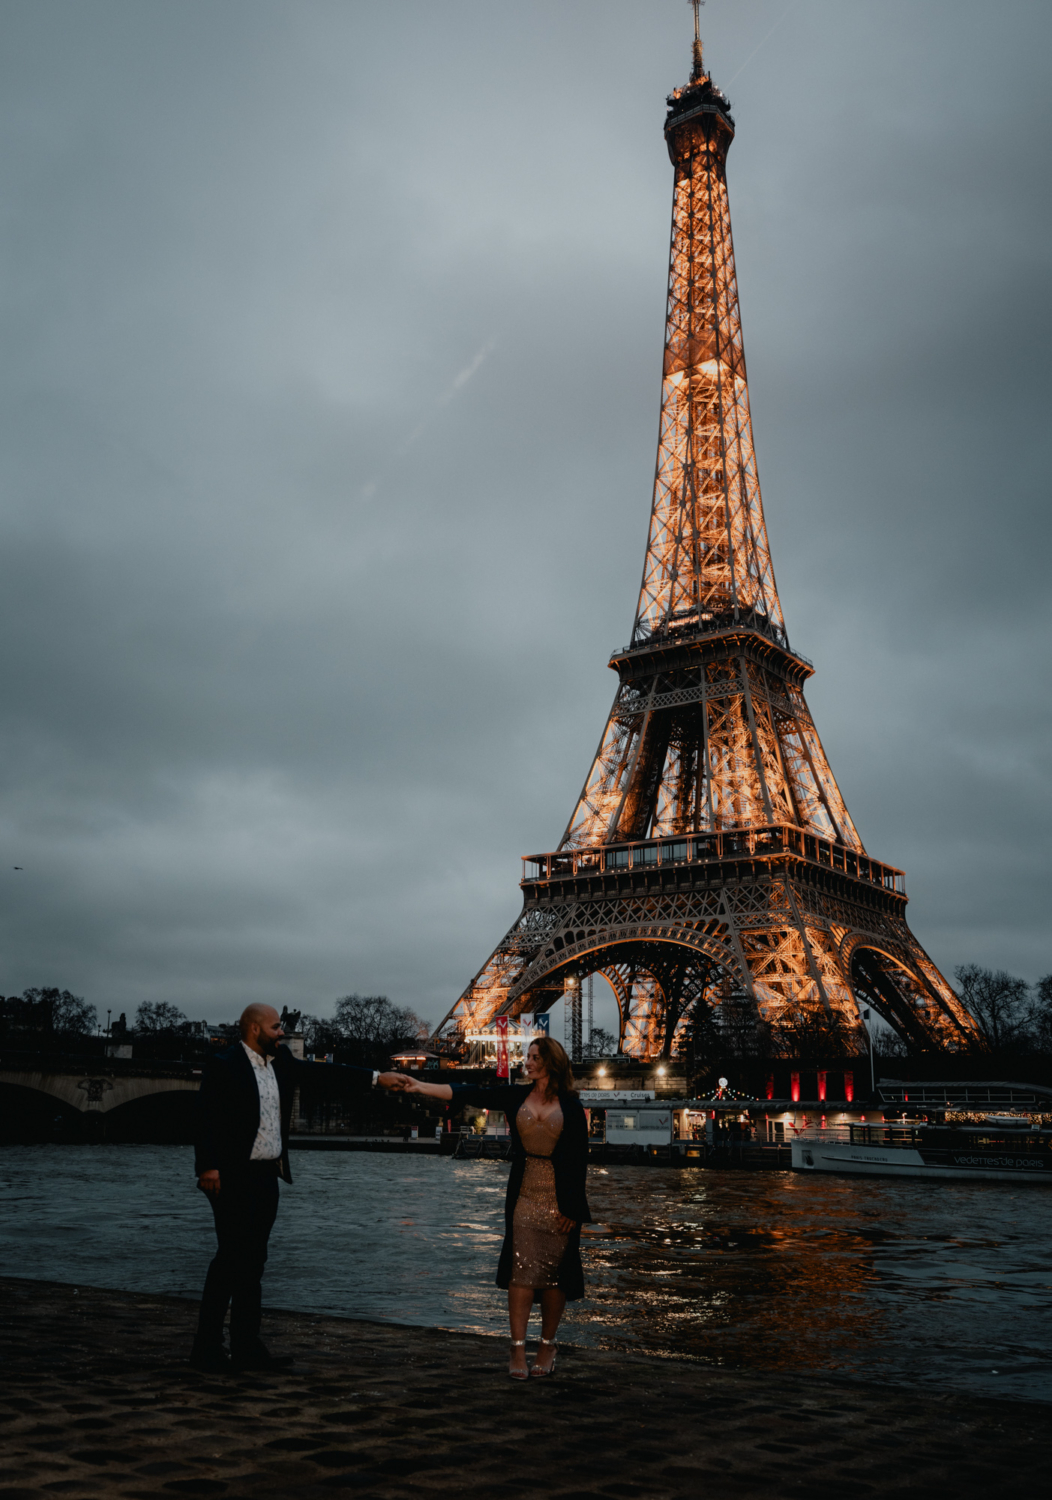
[434,29,978,1062]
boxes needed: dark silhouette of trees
[582,1026,617,1059]
[1032,975,1052,1050]
[0,988,97,1042]
[955,964,1042,1051]
[299,994,430,1069]
[134,1001,189,1034]
[769,1000,848,1059]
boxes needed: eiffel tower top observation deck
[433,22,977,1059]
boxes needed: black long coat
[451,1082,592,1300]
[194,1043,374,1185]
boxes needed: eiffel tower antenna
[435,36,978,1064]
[691,1,706,82]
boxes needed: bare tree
[298,1013,343,1056]
[954,964,1032,1050]
[582,1026,617,1059]
[771,1000,851,1059]
[334,994,427,1044]
[311,994,432,1067]
[1028,974,1052,1051]
[134,1001,188,1033]
[872,1026,910,1060]
[20,987,97,1037]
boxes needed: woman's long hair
[529,1035,576,1100]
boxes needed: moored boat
[792,1121,1052,1182]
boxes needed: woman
[405,1035,590,1379]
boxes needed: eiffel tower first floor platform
[434,823,978,1058]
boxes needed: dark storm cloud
[0,1,1048,1033]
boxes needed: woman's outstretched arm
[404,1078,453,1102]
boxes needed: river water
[2,1145,1050,1402]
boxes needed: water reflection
[578,1167,1052,1400]
[1,1146,1050,1402]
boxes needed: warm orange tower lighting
[435,24,976,1061]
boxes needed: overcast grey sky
[1,1,1049,1036]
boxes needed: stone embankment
[1,1277,1047,1499]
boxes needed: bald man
[191,1003,408,1373]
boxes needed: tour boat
[791,1120,1052,1183]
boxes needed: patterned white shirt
[242,1042,282,1161]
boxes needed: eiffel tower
[435,18,976,1060]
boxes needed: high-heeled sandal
[530,1338,557,1378]
[508,1339,529,1380]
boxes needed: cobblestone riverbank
[1,1277,1048,1499]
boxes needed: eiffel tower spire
[690,1,706,84]
[435,34,977,1061]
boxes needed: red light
[817,1070,827,1102]
[790,1071,800,1103]
[844,1070,854,1103]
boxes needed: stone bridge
[0,1067,201,1115]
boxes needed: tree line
[2,967,1051,1067]
[0,989,431,1070]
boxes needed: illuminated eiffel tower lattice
[434,27,977,1060]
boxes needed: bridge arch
[0,1070,201,1142]
[0,1070,199,1114]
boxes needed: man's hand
[555,1212,576,1234]
[376,1071,411,1091]
[198,1169,221,1198]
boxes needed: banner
[495,1015,509,1079]
[519,1012,534,1034]
[534,1012,550,1036]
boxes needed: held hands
[379,1073,429,1095]
[555,1212,576,1234]
[376,1072,413,1091]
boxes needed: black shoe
[230,1341,294,1372]
[189,1344,232,1374]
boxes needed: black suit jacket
[194,1043,375,1184]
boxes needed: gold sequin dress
[510,1100,567,1289]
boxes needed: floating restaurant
[572,1078,1052,1172]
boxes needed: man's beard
[259,1034,281,1057]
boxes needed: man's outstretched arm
[287,1052,411,1092]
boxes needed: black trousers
[196,1167,280,1352]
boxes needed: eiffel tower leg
[605,961,665,1059]
[434,906,569,1041]
[844,929,974,1050]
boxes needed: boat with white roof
[786,1079,1052,1182]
